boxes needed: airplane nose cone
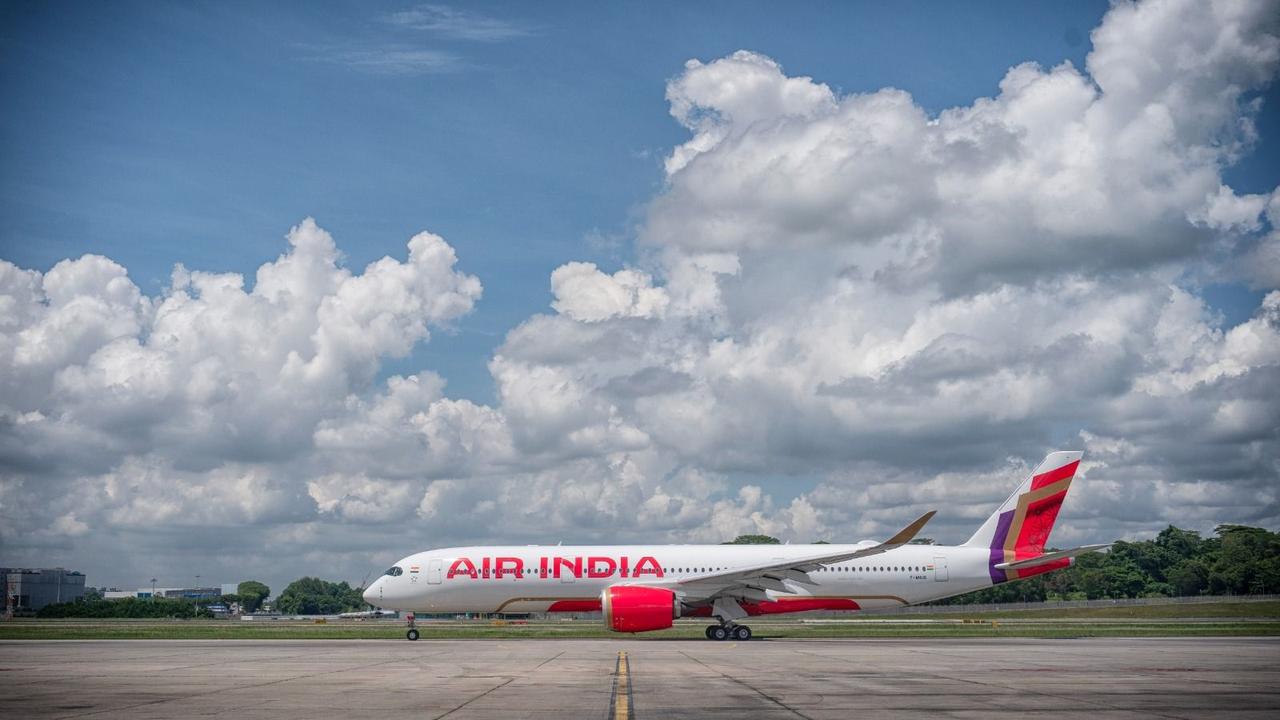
[362,581,378,606]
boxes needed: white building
[104,586,224,600]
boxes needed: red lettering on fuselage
[444,555,664,580]
[446,558,478,579]
[586,556,616,578]
[495,557,522,577]
[633,556,663,577]
[553,556,582,579]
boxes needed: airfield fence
[865,593,1280,616]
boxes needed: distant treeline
[38,597,213,619]
[939,524,1280,604]
[37,577,365,618]
[274,577,364,614]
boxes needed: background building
[103,586,223,600]
[2,568,86,613]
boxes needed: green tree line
[236,580,270,612]
[939,524,1280,604]
[274,577,365,614]
[38,597,214,619]
[729,524,1279,602]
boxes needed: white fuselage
[363,543,997,615]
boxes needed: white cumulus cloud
[2,0,1278,589]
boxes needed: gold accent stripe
[1002,477,1073,579]
[1003,493,1030,561]
[1024,476,1073,505]
[495,593,909,614]
[493,596,599,613]
[772,594,909,605]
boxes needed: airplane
[363,451,1108,640]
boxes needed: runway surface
[1,637,1277,719]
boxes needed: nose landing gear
[705,623,752,641]
[405,612,418,641]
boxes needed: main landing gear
[705,623,752,641]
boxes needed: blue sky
[5,1,1276,407]
[2,0,1205,405]
[3,0,1279,588]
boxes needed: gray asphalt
[1,637,1277,719]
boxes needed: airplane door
[427,559,442,585]
[933,556,948,582]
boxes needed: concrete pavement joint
[430,677,515,720]
[676,650,817,720]
[50,655,409,720]
[790,643,1198,720]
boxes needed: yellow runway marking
[611,651,632,720]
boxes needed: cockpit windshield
[384,566,403,577]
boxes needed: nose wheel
[705,624,751,641]
[406,628,419,641]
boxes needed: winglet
[883,510,936,547]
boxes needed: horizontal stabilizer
[993,543,1111,571]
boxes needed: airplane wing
[993,543,1111,571]
[665,511,936,615]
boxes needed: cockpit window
[385,566,403,577]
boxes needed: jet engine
[601,585,680,633]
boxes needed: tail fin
[964,451,1082,584]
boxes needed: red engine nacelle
[601,585,680,633]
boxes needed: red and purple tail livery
[963,451,1082,584]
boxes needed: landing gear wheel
[709,625,729,641]
[406,628,419,641]
[733,625,752,641]
[705,626,716,640]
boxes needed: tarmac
[1,637,1277,719]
